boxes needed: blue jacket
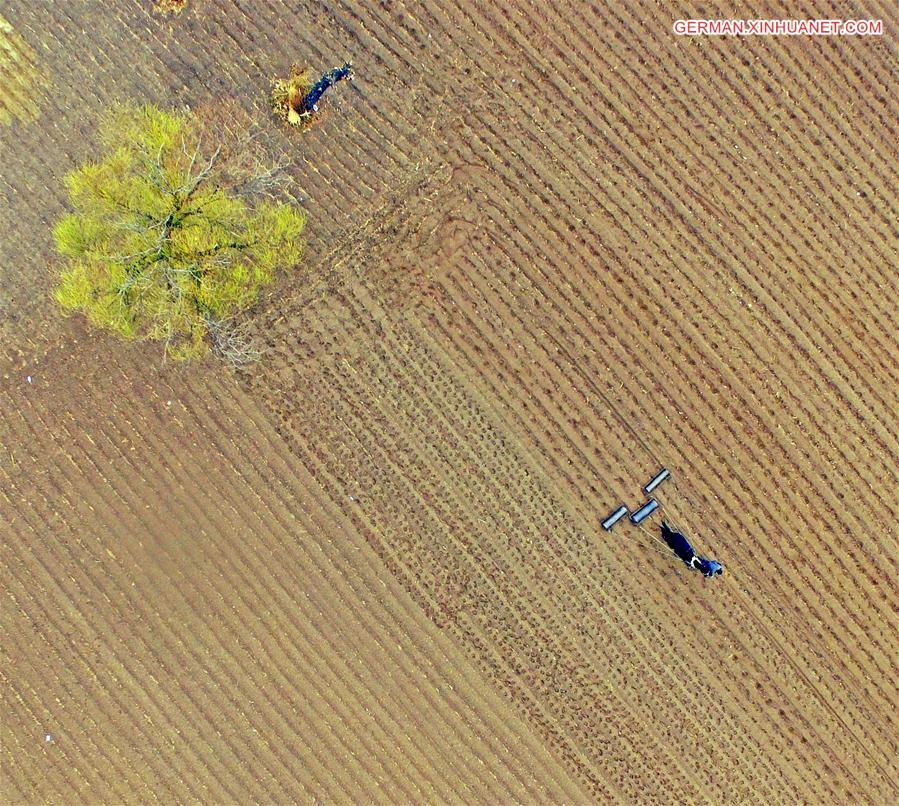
[693,557,724,577]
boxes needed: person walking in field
[660,521,723,577]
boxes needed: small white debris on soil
[44,734,53,743]
[166,401,172,407]
[26,375,32,383]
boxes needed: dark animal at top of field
[303,62,353,112]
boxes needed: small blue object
[602,505,629,531]
[694,557,724,577]
[630,499,659,524]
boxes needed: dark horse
[660,521,723,577]
[302,63,353,112]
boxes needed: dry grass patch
[0,14,40,125]
[270,65,315,129]
[154,0,188,14]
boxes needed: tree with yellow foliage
[55,104,305,362]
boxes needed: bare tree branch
[204,315,262,365]
[176,144,222,200]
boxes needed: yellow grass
[0,14,40,125]
[270,65,314,129]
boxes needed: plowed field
[3,1,897,803]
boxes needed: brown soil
[2,0,897,802]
